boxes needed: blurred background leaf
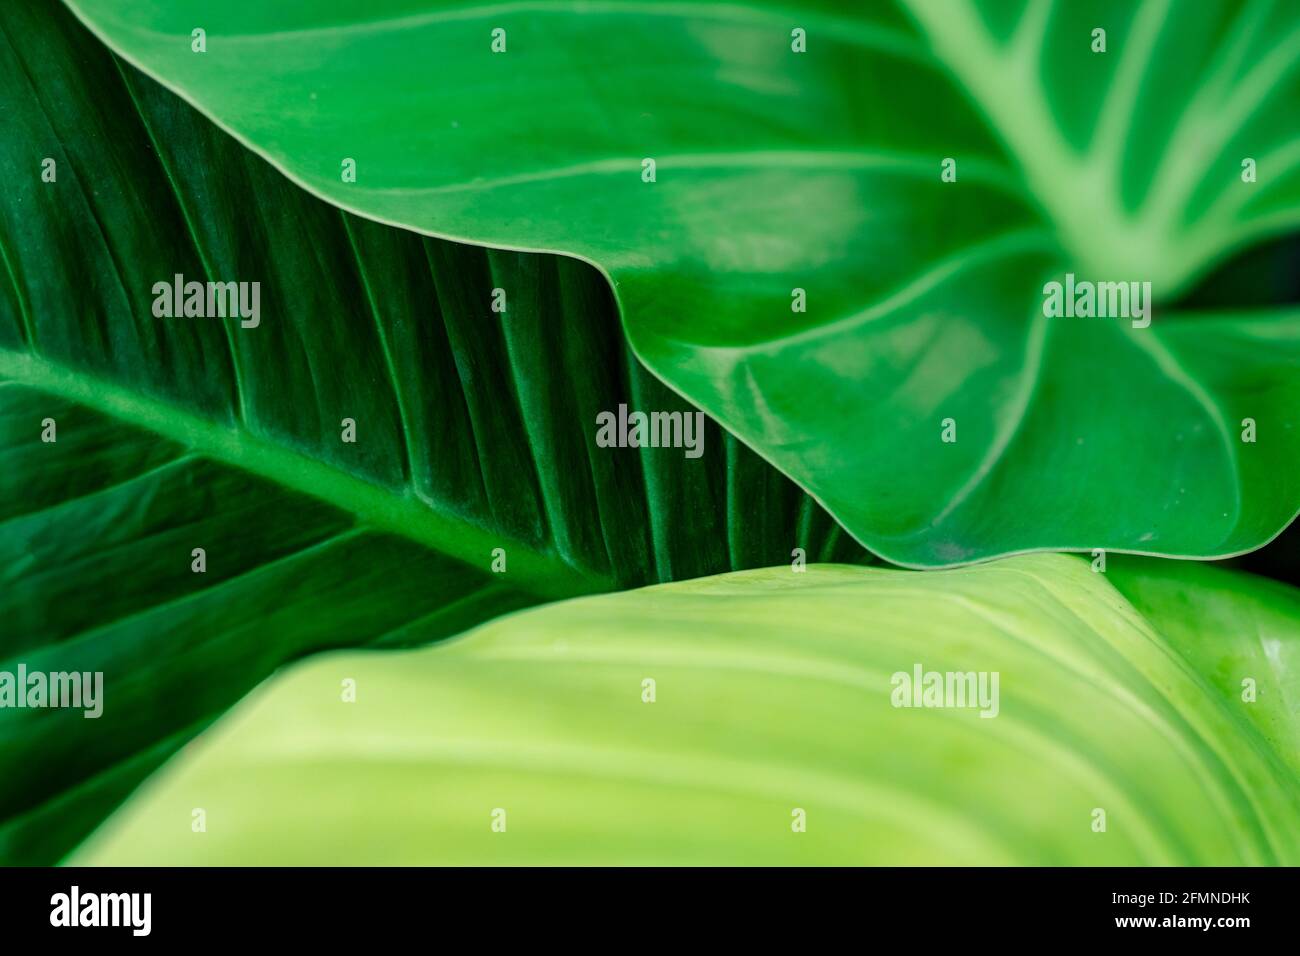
[74,553,1300,866]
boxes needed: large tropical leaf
[0,0,863,865]
[59,0,1300,565]
[73,554,1300,866]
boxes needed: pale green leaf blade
[74,554,1300,866]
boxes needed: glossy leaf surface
[59,0,1300,564]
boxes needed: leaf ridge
[0,348,612,600]
[111,58,248,422]
[339,211,415,485]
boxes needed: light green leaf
[60,0,1300,564]
[0,1,861,864]
[75,554,1300,866]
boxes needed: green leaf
[0,2,862,864]
[72,554,1300,866]
[59,0,1300,565]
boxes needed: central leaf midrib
[0,348,613,601]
